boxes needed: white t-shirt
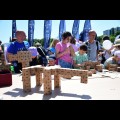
[103,50,112,60]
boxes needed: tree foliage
[97,30,120,44]
[33,38,54,47]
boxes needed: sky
[0,20,120,44]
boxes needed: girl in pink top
[55,32,74,68]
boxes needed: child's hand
[81,62,85,66]
[64,48,70,54]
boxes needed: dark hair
[70,36,76,44]
[80,44,87,51]
[102,35,110,40]
[62,31,72,40]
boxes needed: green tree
[114,31,120,37]
[109,35,115,43]
[33,39,42,46]
[97,35,104,44]
[34,38,53,47]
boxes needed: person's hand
[64,48,70,54]
[81,62,85,66]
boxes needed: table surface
[0,70,120,100]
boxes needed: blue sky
[0,20,120,44]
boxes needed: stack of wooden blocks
[84,61,102,75]
[22,65,88,95]
[8,51,32,68]
[108,64,120,72]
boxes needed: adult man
[85,30,100,61]
[7,31,30,73]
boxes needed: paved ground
[0,70,120,100]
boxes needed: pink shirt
[55,42,73,63]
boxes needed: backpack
[85,41,99,54]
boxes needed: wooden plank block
[22,68,31,92]
[17,51,32,63]
[43,68,52,95]
[35,68,43,86]
[54,74,61,88]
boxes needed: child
[48,56,56,66]
[104,50,120,69]
[73,44,88,69]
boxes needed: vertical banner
[83,20,91,42]
[59,20,66,41]
[44,20,52,49]
[12,20,17,39]
[28,20,35,47]
[72,20,80,40]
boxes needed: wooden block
[50,69,56,75]
[72,69,87,76]
[30,67,35,75]
[35,68,43,86]
[62,74,72,79]
[109,64,117,71]
[117,67,120,72]
[81,70,88,84]
[43,68,52,95]
[84,61,91,66]
[109,67,116,71]
[54,74,61,88]
[90,69,96,74]
[8,54,18,62]
[109,64,118,68]
[86,66,90,70]
[88,71,92,76]
[56,68,66,75]
[35,67,44,73]
[22,68,31,92]
[96,65,103,72]
[17,51,32,63]
[22,62,30,68]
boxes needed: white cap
[28,46,37,57]
[114,50,120,58]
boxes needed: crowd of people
[0,29,120,74]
